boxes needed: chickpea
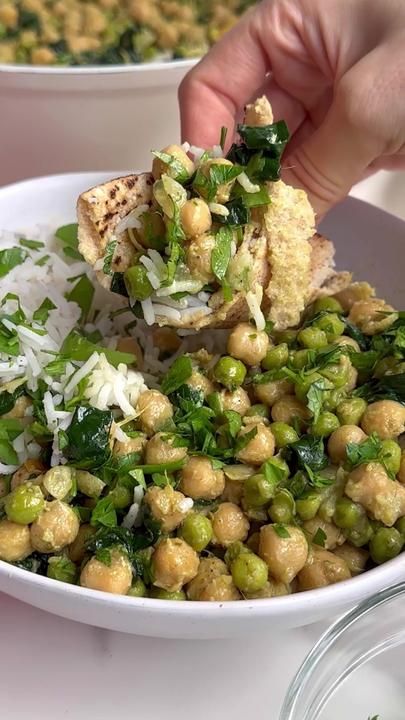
[186,557,228,600]
[30,500,80,553]
[333,282,375,312]
[255,379,294,407]
[186,370,215,398]
[236,422,275,465]
[245,578,290,599]
[3,395,32,419]
[297,548,351,590]
[0,4,17,27]
[227,323,270,367]
[199,575,241,601]
[361,400,405,439]
[136,390,173,436]
[222,476,244,505]
[327,425,367,465]
[66,36,101,54]
[116,337,143,368]
[129,1,160,25]
[0,520,32,562]
[271,396,310,425]
[348,298,397,335]
[153,327,181,354]
[152,144,194,181]
[398,452,405,484]
[68,523,96,564]
[31,47,57,65]
[80,549,133,595]
[82,4,108,35]
[211,502,249,547]
[145,432,187,465]
[303,518,345,550]
[11,458,45,490]
[336,336,361,352]
[345,462,405,526]
[114,434,147,457]
[186,233,216,284]
[145,485,192,532]
[152,538,199,592]
[333,543,369,575]
[219,387,251,415]
[199,158,235,203]
[181,199,212,238]
[179,456,225,500]
[259,525,308,584]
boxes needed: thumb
[283,60,385,218]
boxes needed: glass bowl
[280,582,405,720]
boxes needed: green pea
[295,372,324,403]
[108,485,132,510]
[290,349,312,369]
[394,517,405,537]
[344,517,373,547]
[314,313,345,341]
[321,362,349,388]
[296,490,324,521]
[297,327,328,350]
[323,388,346,412]
[47,555,77,584]
[312,297,344,315]
[179,513,213,551]
[243,473,277,508]
[213,356,246,389]
[336,398,367,426]
[231,552,268,594]
[149,587,186,600]
[124,264,153,301]
[245,404,269,419]
[273,329,297,346]
[43,466,76,500]
[312,412,340,437]
[381,439,402,477]
[334,497,365,529]
[370,527,404,565]
[270,422,299,448]
[127,578,147,597]
[225,541,250,567]
[268,489,295,523]
[5,483,45,525]
[262,456,290,482]
[262,343,289,370]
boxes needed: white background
[0,169,404,719]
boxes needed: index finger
[178,6,269,147]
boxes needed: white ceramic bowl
[0,60,196,186]
[0,171,404,639]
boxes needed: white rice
[115,204,150,234]
[237,172,261,193]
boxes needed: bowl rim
[0,57,197,76]
[280,581,405,718]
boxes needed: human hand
[179,0,405,217]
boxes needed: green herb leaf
[0,418,24,441]
[307,378,330,422]
[344,319,369,351]
[103,239,117,275]
[0,439,19,465]
[211,226,233,282]
[128,468,146,490]
[67,275,94,321]
[152,150,190,183]
[35,254,50,266]
[234,425,258,453]
[33,297,56,324]
[61,330,135,368]
[161,356,193,395]
[0,247,27,278]
[288,435,328,473]
[90,497,117,528]
[219,126,228,151]
[353,373,405,404]
[87,525,159,557]
[135,459,186,475]
[193,163,242,202]
[65,406,113,469]
[0,384,25,417]
[47,555,77,584]
[55,223,83,260]
[231,183,270,208]
[312,527,327,547]
[111,272,129,297]
[273,524,290,539]
[304,463,334,488]
[213,197,251,227]
[19,238,44,250]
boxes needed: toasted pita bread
[77,97,351,330]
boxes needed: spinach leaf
[161,356,193,395]
[237,121,290,154]
[67,275,94,321]
[111,272,129,297]
[213,197,250,227]
[55,223,83,260]
[344,319,369,351]
[87,525,160,557]
[14,552,48,575]
[171,384,204,415]
[211,226,233,281]
[353,373,405,404]
[0,247,27,278]
[288,435,328,473]
[349,350,380,373]
[65,406,113,469]
[33,298,56,324]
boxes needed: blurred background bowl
[0,58,196,185]
[280,582,405,720]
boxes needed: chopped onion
[237,172,261,193]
